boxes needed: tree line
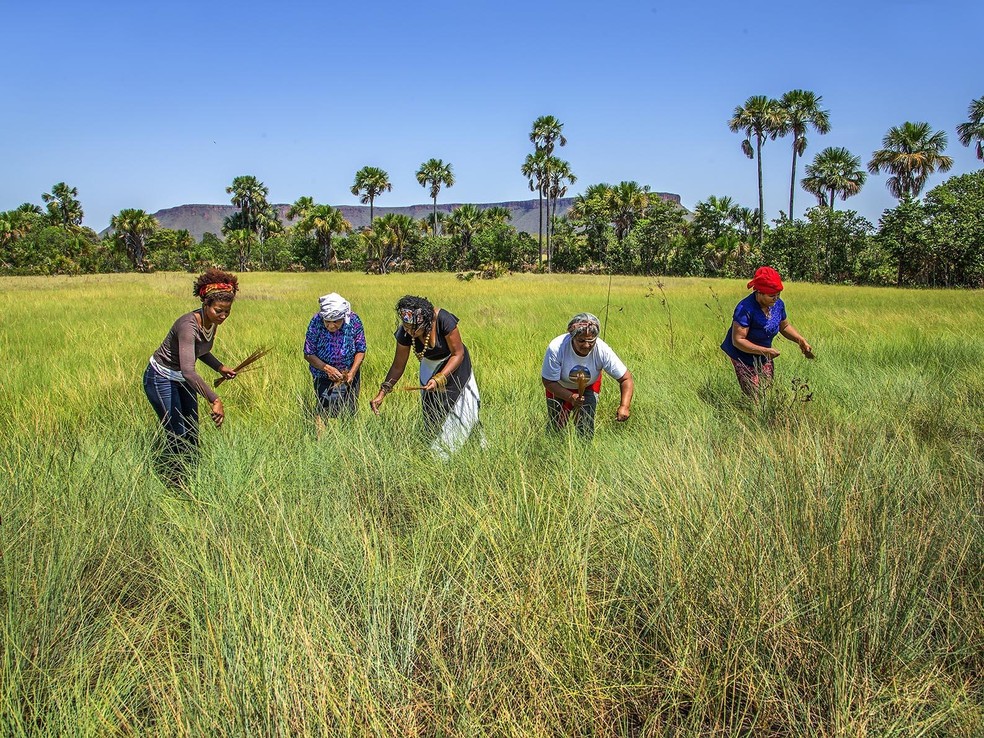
[2,98,982,286]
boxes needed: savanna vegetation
[1,272,981,735]
[3,95,983,286]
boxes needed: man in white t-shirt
[541,312,634,438]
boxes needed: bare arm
[370,342,411,415]
[615,370,634,421]
[541,377,586,407]
[732,322,780,359]
[779,319,814,358]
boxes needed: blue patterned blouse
[303,312,367,377]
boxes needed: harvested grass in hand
[215,347,271,386]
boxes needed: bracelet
[432,373,448,391]
[380,379,396,394]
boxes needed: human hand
[569,392,586,408]
[210,398,225,427]
[370,392,385,415]
[800,340,814,359]
[615,405,630,422]
[219,365,237,380]
[762,347,781,360]
[422,378,438,392]
[323,365,344,382]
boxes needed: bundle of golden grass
[215,347,271,387]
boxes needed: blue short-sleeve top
[721,293,786,365]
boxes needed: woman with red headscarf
[721,266,813,397]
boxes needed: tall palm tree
[608,181,650,244]
[867,122,954,199]
[224,229,255,273]
[296,205,351,270]
[778,90,831,219]
[415,159,455,236]
[41,182,84,227]
[729,96,784,245]
[110,209,159,271]
[521,150,549,264]
[956,96,984,161]
[226,174,270,233]
[802,147,867,211]
[350,166,392,225]
[529,116,567,270]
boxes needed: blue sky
[2,0,980,231]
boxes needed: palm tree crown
[42,182,84,227]
[956,96,984,161]
[802,147,866,210]
[350,166,392,224]
[867,122,954,199]
[415,159,454,236]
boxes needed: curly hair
[193,268,239,304]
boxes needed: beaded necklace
[198,310,215,341]
[410,322,433,361]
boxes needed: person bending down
[541,312,634,439]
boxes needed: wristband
[380,380,396,394]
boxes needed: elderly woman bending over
[303,292,366,417]
[541,312,634,438]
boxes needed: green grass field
[2,272,982,736]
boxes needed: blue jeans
[546,389,598,439]
[143,363,199,457]
[313,369,361,417]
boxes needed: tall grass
[1,273,982,735]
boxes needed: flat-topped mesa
[109,194,682,241]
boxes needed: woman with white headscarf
[541,312,634,439]
[303,292,366,417]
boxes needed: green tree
[521,149,549,265]
[41,182,84,228]
[529,116,567,270]
[956,96,984,162]
[445,204,486,265]
[924,170,984,287]
[868,122,954,199]
[801,147,867,211]
[567,183,614,262]
[876,197,930,286]
[224,230,256,274]
[350,166,392,225]
[296,205,352,270]
[110,208,159,271]
[224,175,273,268]
[778,90,831,218]
[608,181,650,244]
[372,213,419,272]
[415,159,454,236]
[729,96,784,246]
[286,196,315,223]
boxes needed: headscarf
[747,266,783,294]
[399,306,430,329]
[319,293,351,323]
[567,312,601,338]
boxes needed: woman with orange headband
[143,268,239,477]
[721,266,813,398]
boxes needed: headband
[200,282,235,298]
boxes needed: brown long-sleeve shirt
[151,310,223,403]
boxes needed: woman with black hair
[370,295,481,456]
[143,268,239,468]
